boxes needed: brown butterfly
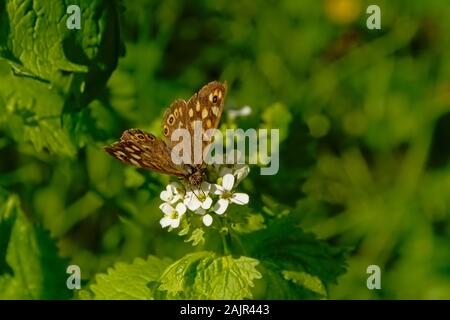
[104,81,228,187]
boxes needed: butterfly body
[184,165,206,187]
[104,81,227,187]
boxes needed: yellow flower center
[222,191,232,199]
[170,211,178,219]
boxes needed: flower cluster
[158,164,250,229]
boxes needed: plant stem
[221,232,230,255]
[218,218,231,255]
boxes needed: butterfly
[104,81,228,187]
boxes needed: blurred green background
[1,0,450,299]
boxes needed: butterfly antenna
[189,184,206,200]
[199,187,207,199]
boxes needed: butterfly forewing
[194,81,227,131]
[162,99,190,150]
[104,129,187,177]
[162,81,227,165]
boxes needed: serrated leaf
[0,190,71,299]
[193,255,262,299]
[0,0,121,85]
[89,256,172,300]
[157,251,262,299]
[253,262,318,300]
[158,251,214,297]
[76,289,94,300]
[0,71,78,156]
[282,270,327,298]
[244,219,347,287]
[0,0,122,156]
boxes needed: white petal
[183,191,195,204]
[201,197,213,210]
[169,194,182,204]
[168,182,180,192]
[171,182,185,197]
[231,193,249,205]
[202,214,213,227]
[222,174,235,191]
[240,105,252,116]
[160,190,172,202]
[213,198,229,215]
[176,202,187,215]
[183,191,193,204]
[201,182,211,194]
[186,194,201,211]
[159,216,172,228]
[171,218,181,228]
[159,203,174,215]
[212,184,225,195]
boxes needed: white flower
[213,173,249,215]
[211,149,247,179]
[194,208,214,227]
[184,182,213,211]
[215,163,250,186]
[159,202,186,228]
[160,182,185,204]
[202,214,213,227]
[228,105,252,119]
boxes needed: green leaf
[0,190,71,299]
[244,219,347,288]
[193,255,262,299]
[253,261,319,300]
[157,251,214,298]
[0,0,122,85]
[89,256,172,300]
[157,251,262,299]
[0,0,122,156]
[282,270,327,298]
[0,70,78,157]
